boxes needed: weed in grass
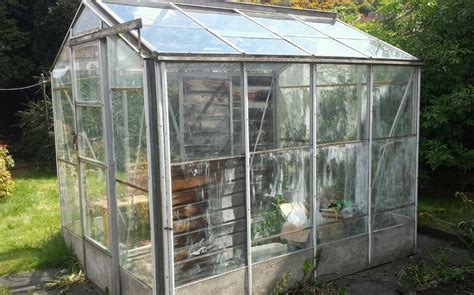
[399,249,474,290]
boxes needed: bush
[0,145,14,199]
[15,97,55,163]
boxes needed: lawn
[0,166,73,276]
[418,193,474,235]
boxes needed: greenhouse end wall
[53,44,420,293]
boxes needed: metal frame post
[69,44,88,274]
[99,36,121,295]
[242,62,252,295]
[310,63,318,278]
[156,61,175,294]
[143,59,167,295]
[367,65,374,264]
[414,66,421,252]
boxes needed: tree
[355,0,474,175]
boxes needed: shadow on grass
[0,229,77,276]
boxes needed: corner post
[310,63,318,279]
[367,65,374,265]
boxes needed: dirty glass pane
[317,64,368,143]
[300,17,370,40]
[77,106,104,162]
[372,66,415,139]
[171,157,246,286]
[371,136,416,213]
[166,63,243,163]
[73,43,101,102]
[108,37,147,189]
[316,142,369,225]
[372,205,415,231]
[52,49,76,163]
[104,3,237,54]
[116,182,152,285]
[58,162,81,236]
[250,149,311,263]
[82,163,109,249]
[317,216,367,245]
[287,36,365,58]
[247,64,311,152]
[340,39,415,60]
[72,6,100,36]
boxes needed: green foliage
[353,0,474,176]
[15,96,55,163]
[252,195,286,242]
[0,145,14,200]
[399,250,474,290]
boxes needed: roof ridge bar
[335,19,418,60]
[289,14,371,59]
[168,2,245,54]
[234,9,313,56]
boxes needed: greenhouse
[51,0,421,294]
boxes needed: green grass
[0,167,74,276]
[418,194,474,234]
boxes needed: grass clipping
[45,266,85,294]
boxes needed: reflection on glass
[77,107,104,162]
[116,182,152,285]
[301,17,370,40]
[171,158,247,285]
[317,216,367,245]
[74,43,101,102]
[250,149,311,263]
[167,63,242,162]
[247,63,310,151]
[287,36,365,57]
[372,205,415,231]
[104,3,237,53]
[83,163,109,248]
[316,64,368,143]
[340,39,415,60]
[371,137,416,213]
[225,37,306,55]
[108,37,147,189]
[58,162,81,236]
[372,66,415,139]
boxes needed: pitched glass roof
[96,0,417,60]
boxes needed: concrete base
[371,222,416,267]
[176,267,247,295]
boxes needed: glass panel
[247,12,326,38]
[108,37,147,189]
[287,36,365,58]
[372,205,415,231]
[250,149,311,263]
[142,27,236,53]
[166,63,242,163]
[171,158,246,286]
[317,216,367,245]
[72,6,100,36]
[78,107,104,162]
[116,182,152,285]
[104,3,237,54]
[83,163,109,249]
[58,162,81,236]
[73,43,101,102]
[372,66,415,139]
[52,49,76,163]
[316,142,369,227]
[371,136,416,213]
[316,64,368,143]
[247,64,311,152]
[340,39,415,60]
[301,17,370,40]
[52,49,72,88]
[186,8,277,38]
[225,37,306,55]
